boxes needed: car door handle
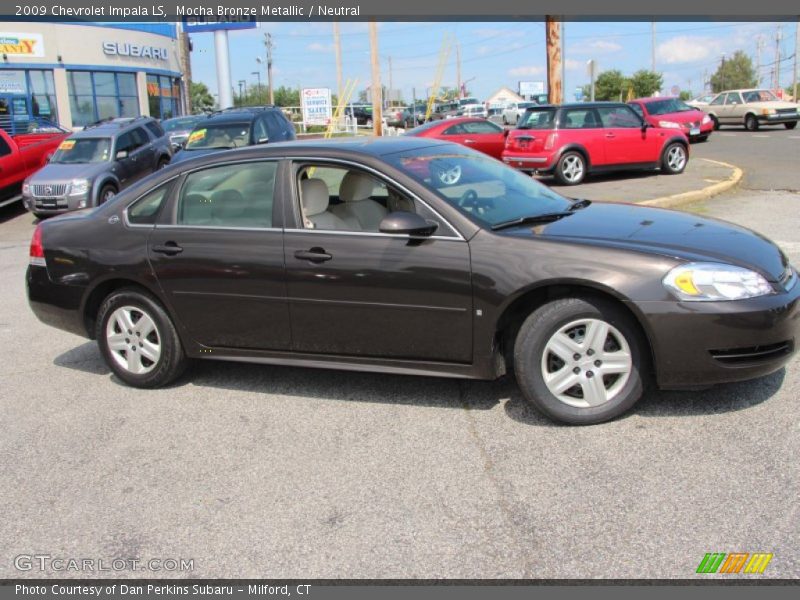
[605,133,616,138]
[152,242,183,255]
[463,139,476,143]
[295,248,332,263]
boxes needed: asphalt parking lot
[1,130,798,579]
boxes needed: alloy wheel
[436,164,462,185]
[540,318,632,408]
[105,305,162,375]
[560,155,585,183]
[666,146,686,171]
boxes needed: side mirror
[503,129,510,137]
[379,211,439,237]
[641,122,649,132]
[115,150,128,160]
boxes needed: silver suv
[23,117,172,218]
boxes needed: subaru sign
[183,16,258,32]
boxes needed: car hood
[499,202,789,281]
[28,162,111,183]
[169,147,228,164]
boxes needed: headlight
[761,108,776,116]
[702,115,711,124]
[22,181,30,195]
[68,179,90,196]
[663,263,774,301]
[658,120,681,129]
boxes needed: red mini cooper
[502,102,690,185]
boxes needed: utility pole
[546,16,563,104]
[252,71,261,104]
[333,22,343,103]
[369,21,382,136]
[651,22,656,72]
[775,25,782,91]
[561,22,566,97]
[265,33,274,105]
[586,59,596,101]
[720,54,726,92]
[456,42,462,99]
[793,21,798,101]
[756,35,764,87]
[238,80,245,105]
[388,56,393,107]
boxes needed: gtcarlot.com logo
[696,552,773,574]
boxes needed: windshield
[163,117,201,132]
[184,123,251,150]
[383,145,571,229]
[459,97,479,106]
[517,108,556,129]
[49,138,111,164]
[645,99,694,115]
[742,90,779,102]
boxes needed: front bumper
[23,193,89,215]
[635,283,800,389]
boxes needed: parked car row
[406,101,690,185]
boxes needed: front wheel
[513,298,646,425]
[96,288,187,388]
[785,121,797,130]
[662,143,687,174]
[98,184,117,205]
[554,151,586,185]
[711,115,720,130]
[744,114,759,131]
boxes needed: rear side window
[177,161,278,228]
[518,109,555,129]
[128,183,171,225]
[561,109,600,129]
[462,121,502,134]
[145,121,165,138]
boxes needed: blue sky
[187,21,798,103]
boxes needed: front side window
[709,94,726,106]
[628,103,645,118]
[177,162,277,228]
[725,93,743,105]
[382,145,570,230]
[462,121,503,134]
[597,106,641,128]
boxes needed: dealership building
[0,23,186,132]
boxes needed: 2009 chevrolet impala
[27,138,799,424]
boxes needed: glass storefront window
[147,74,181,119]
[0,69,59,133]
[67,71,141,127]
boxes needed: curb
[637,158,743,209]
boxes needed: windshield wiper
[491,212,575,231]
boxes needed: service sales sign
[302,88,332,126]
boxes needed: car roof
[633,96,682,103]
[524,101,628,110]
[200,111,260,125]
[71,117,155,138]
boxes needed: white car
[686,93,715,108]
[501,101,536,125]
[461,104,488,118]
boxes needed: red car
[628,97,714,142]
[502,102,690,185]
[0,126,69,208]
[405,117,507,160]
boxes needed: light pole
[252,71,262,105]
[237,80,245,106]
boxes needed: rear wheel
[785,121,797,130]
[554,151,586,185]
[96,288,187,388]
[662,143,687,174]
[513,297,646,425]
[744,114,759,131]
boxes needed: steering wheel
[457,189,483,214]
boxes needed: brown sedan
[27,138,799,424]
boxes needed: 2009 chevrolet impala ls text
[26,138,799,424]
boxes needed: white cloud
[657,36,720,65]
[565,59,582,70]
[508,65,545,77]
[307,42,333,53]
[572,39,623,55]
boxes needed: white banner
[301,88,332,126]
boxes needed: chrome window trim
[285,156,465,241]
[282,228,462,242]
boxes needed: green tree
[190,81,215,113]
[710,51,757,93]
[678,90,692,101]
[630,70,663,98]
[591,70,630,101]
[273,86,300,107]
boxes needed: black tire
[513,297,646,425]
[156,156,170,170]
[661,142,688,175]
[694,135,709,143]
[744,114,759,131]
[711,115,720,130]
[554,151,587,185]
[98,183,117,206]
[33,212,49,220]
[785,121,797,130]
[96,287,187,388]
